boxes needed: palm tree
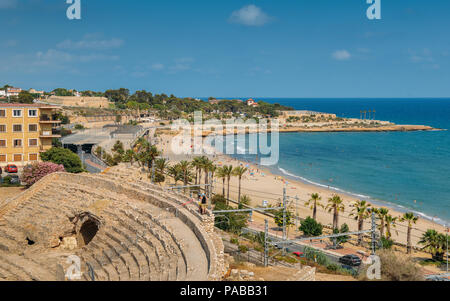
[419,229,447,261]
[135,138,161,175]
[305,193,322,221]
[375,208,389,238]
[178,160,192,192]
[368,110,372,120]
[155,158,168,174]
[385,214,398,239]
[216,167,227,196]
[223,165,234,204]
[372,110,376,120]
[191,157,203,185]
[167,164,181,185]
[350,200,371,246]
[401,212,419,254]
[363,110,367,120]
[232,166,248,205]
[326,195,345,230]
[123,149,136,166]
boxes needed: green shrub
[238,245,249,253]
[299,217,323,236]
[40,147,84,173]
[230,238,239,245]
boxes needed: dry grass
[359,249,425,281]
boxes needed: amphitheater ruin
[0,167,226,281]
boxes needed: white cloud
[151,63,164,71]
[57,38,124,50]
[2,40,17,47]
[0,0,18,9]
[229,5,272,27]
[332,50,351,61]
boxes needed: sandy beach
[156,133,447,249]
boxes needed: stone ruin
[0,166,225,281]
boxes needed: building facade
[0,104,61,166]
[6,87,22,97]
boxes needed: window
[13,154,22,162]
[0,140,6,147]
[29,154,38,161]
[28,124,38,132]
[13,124,22,132]
[0,110,5,118]
[0,155,6,162]
[28,109,38,117]
[0,125,6,132]
[13,139,22,148]
[29,139,38,147]
[13,110,22,117]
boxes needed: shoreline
[157,133,448,247]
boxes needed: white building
[0,90,5,97]
[6,87,22,97]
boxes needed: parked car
[292,252,305,258]
[339,254,362,267]
[5,164,18,173]
[8,175,20,185]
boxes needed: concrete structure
[0,104,61,166]
[0,90,5,97]
[0,166,225,281]
[28,89,45,96]
[46,96,111,108]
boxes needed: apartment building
[6,87,22,97]
[0,104,61,166]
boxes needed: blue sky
[0,0,449,98]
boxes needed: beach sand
[156,133,447,248]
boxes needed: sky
[0,0,449,98]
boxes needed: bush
[22,162,65,187]
[299,217,323,237]
[359,250,424,281]
[214,199,248,234]
[2,176,12,185]
[40,147,84,173]
[230,238,239,245]
[380,236,394,249]
[238,245,249,253]
[304,247,330,266]
[74,124,85,130]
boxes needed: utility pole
[371,211,376,255]
[282,186,287,255]
[264,219,269,267]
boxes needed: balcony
[39,115,62,124]
[40,130,61,138]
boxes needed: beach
[156,132,447,249]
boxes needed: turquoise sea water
[225,98,450,225]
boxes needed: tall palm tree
[372,110,376,120]
[216,167,227,196]
[385,214,398,239]
[363,110,367,120]
[232,166,248,205]
[326,195,345,230]
[401,212,419,254]
[368,110,372,120]
[178,160,192,192]
[223,165,234,204]
[305,193,322,221]
[350,200,371,246]
[191,156,204,185]
[375,208,389,238]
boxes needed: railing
[39,115,61,122]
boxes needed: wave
[277,167,448,226]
